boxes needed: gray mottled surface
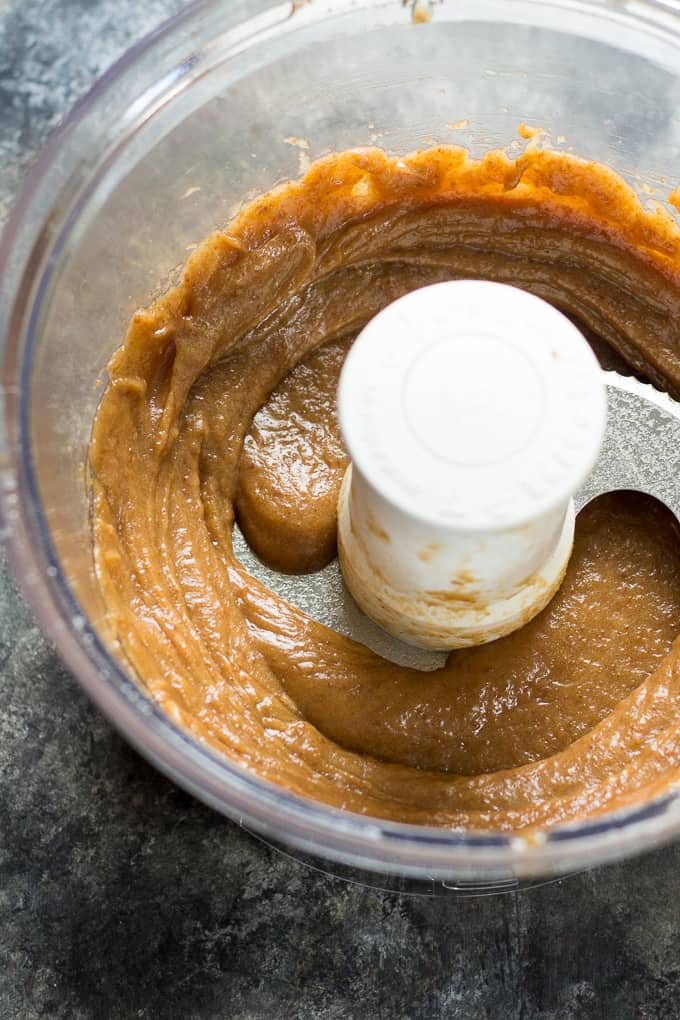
[2,1,680,1017]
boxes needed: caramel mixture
[90,146,680,832]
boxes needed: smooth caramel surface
[90,145,680,831]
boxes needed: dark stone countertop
[2,2,680,1017]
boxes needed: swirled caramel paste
[90,146,680,831]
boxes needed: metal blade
[575,372,680,522]
[235,370,680,668]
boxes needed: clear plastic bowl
[3,0,680,884]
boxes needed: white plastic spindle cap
[336,280,607,649]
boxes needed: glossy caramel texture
[90,146,680,831]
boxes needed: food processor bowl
[4,0,680,884]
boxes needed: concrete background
[1,1,680,1016]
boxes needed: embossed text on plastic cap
[337,280,607,531]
